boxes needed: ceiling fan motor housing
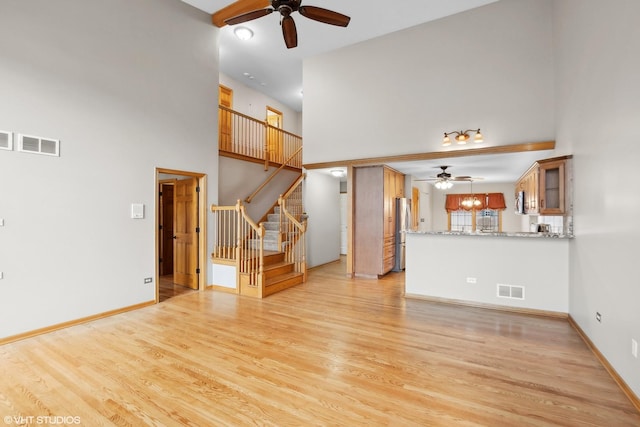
[273,0,300,15]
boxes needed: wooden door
[174,177,199,289]
[266,106,283,163]
[159,182,175,276]
[219,85,233,151]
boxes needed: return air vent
[0,130,12,150]
[17,134,60,157]
[497,284,525,300]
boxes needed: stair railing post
[263,120,269,171]
[278,195,285,251]
[235,199,242,292]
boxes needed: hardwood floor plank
[0,259,638,426]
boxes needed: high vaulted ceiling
[181,0,498,112]
[180,0,553,184]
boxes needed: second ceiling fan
[223,0,351,49]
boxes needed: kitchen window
[446,193,506,232]
[449,209,501,232]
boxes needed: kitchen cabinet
[539,159,565,215]
[354,165,405,278]
[515,156,571,216]
[516,165,539,215]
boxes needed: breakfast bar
[404,231,571,315]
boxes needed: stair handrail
[282,173,305,200]
[245,146,303,203]
[278,179,307,280]
[236,200,265,292]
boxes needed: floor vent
[0,131,12,150]
[17,134,60,157]
[497,284,525,300]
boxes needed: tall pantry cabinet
[353,165,405,278]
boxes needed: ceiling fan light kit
[442,128,483,146]
[418,166,484,190]
[223,0,351,49]
[234,26,254,40]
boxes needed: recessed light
[234,27,254,41]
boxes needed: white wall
[220,73,302,135]
[554,0,640,397]
[303,0,555,163]
[303,171,341,267]
[0,0,218,338]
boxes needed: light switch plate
[131,203,144,219]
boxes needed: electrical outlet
[632,339,638,359]
[0,271,3,280]
[596,312,602,322]
[466,277,477,284]
[0,218,4,226]
[144,277,152,284]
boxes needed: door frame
[155,168,208,303]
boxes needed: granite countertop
[406,230,573,239]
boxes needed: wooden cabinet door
[539,160,565,215]
[522,170,539,214]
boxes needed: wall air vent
[0,130,12,150]
[497,284,525,300]
[17,134,60,157]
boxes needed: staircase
[260,205,304,297]
[211,176,306,298]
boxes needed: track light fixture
[442,128,483,146]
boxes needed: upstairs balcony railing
[219,105,302,170]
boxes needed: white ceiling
[180,0,549,184]
[181,0,498,112]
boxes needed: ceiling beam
[211,0,270,28]
[303,141,556,169]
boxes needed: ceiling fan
[415,166,483,188]
[215,0,351,49]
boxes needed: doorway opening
[156,168,207,302]
[266,106,283,163]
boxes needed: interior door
[219,85,233,151]
[266,106,283,163]
[174,177,199,289]
[159,182,175,276]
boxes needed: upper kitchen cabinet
[539,159,566,215]
[515,156,572,216]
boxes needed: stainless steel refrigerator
[393,197,411,272]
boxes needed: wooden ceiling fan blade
[298,6,350,27]
[282,16,298,49]
[212,0,270,27]
[224,8,273,26]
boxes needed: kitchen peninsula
[405,231,570,315]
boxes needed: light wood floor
[1,260,638,426]
[158,275,196,302]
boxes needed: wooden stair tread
[265,271,304,287]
